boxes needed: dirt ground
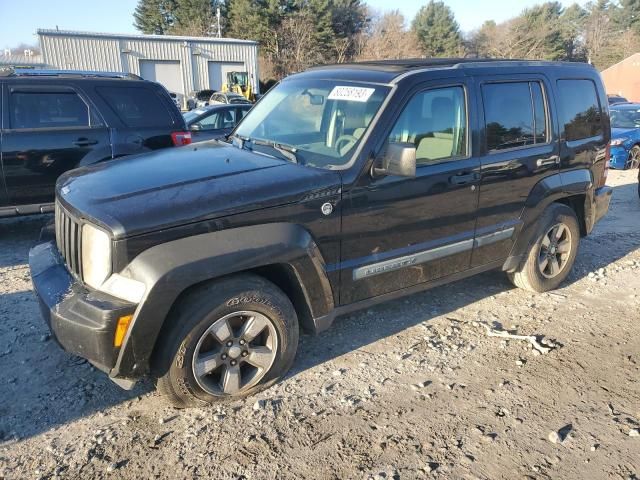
[0,169,638,480]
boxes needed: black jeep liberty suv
[29,59,613,407]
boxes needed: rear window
[196,90,214,100]
[557,80,603,141]
[9,91,89,129]
[482,81,548,151]
[97,86,174,128]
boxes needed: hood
[611,127,636,138]
[57,141,341,238]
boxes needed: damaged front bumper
[29,241,138,385]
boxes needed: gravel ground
[0,170,639,480]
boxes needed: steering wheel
[335,134,358,155]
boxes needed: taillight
[171,131,192,146]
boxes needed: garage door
[139,60,182,94]
[208,62,245,91]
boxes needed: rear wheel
[508,203,580,293]
[155,274,299,408]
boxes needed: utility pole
[216,8,222,38]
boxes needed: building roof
[37,28,258,46]
[600,53,640,74]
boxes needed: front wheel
[508,203,580,293]
[155,274,299,407]
[629,145,640,170]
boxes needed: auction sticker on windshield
[328,86,376,103]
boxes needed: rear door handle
[449,172,479,185]
[73,138,99,147]
[536,155,560,167]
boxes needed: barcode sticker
[328,86,376,103]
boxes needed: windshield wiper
[230,134,299,164]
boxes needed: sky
[0,0,590,50]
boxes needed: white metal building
[37,29,259,105]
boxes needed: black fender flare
[111,223,334,378]
[503,169,594,271]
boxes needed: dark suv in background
[0,69,191,217]
[30,59,612,407]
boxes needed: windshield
[611,107,640,128]
[234,79,389,169]
[197,90,214,100]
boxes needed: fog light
[114,315,133,347]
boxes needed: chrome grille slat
[54,200,82,279]
[69,220,77,272]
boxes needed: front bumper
[29,241,137,375]
[609,146,629,169]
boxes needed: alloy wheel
[192,311,278,396]
[629,148,640,169]
[538,223,573,279]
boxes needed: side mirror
[190,123,202,132]
[373,142,417,178]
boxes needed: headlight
[81,224,112,289]
[610,137,629,146]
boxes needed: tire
[508,203,580,293]
[629,145,640,170]
[154,274,299,408]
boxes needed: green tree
[300,0,335,54]
[518,2,567,60]
[133,0,176,34]
[617,0,640,33]
[330,0,368,61]
[560,3,588,60]
[411,1,463,57]
[171,0,225,36]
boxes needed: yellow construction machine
[221,71,254,101]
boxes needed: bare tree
[332,37,352,64]
[584,6,612,64]
[278,11,324,76]
[356,10,422,61]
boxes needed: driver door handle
[536,155,560,167]
[449,172,479,185]
[73,138,99,147]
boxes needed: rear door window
[556,79,603,141]
[97,86,174,128]
[482,81,548,151]
[9,91,89,129]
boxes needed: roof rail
[0,67,142,80]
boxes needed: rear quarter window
[96,86,175,128]
[556,79,603,141]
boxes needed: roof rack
[0,67,142,80]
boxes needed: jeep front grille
[55,202,82,278]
